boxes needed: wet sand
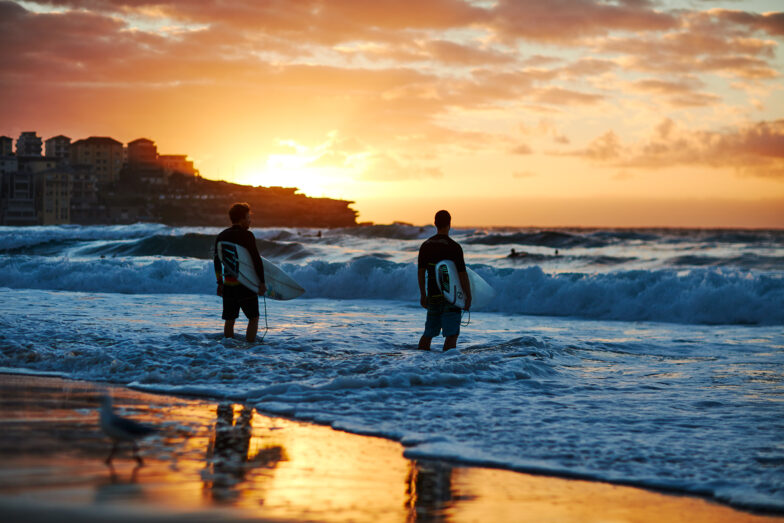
[0,373,780,522]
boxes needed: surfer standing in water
[214,203,267,342]
[417,210,471,351]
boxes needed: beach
[0,372,780,522]
[0,224,783,517]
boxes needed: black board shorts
[423,296,462,338]
[222,284,259,320]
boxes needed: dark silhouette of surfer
[417,210,471,351]
[214,203,267,342]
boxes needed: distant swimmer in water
[508,248,527,259]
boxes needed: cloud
[576,131,623,161]
[598,8,782,80]
[520,119,571,145]
[488,0,678,43]
[630,77,721,107]
[534,87,604,106]
[567,119,784,178]
[560,58,617,77]
[305,133,369,168]
[2,0,782,191]
[511,143,533,155]
[360,152,444,181]
[710,9,784,37]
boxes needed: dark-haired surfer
[214,202,267,342]
[417,210,471,351]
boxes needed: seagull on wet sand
[100,395,157,465]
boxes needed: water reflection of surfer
[203,403,284,502]
[405,460,454,521]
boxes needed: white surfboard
[434,260,495,310]
[217,241,305,301]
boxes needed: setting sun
[1,0,782,226]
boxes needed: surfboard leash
[259,295,269,343]
[461,309,471,326]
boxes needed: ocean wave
[3,231,310,261]
[669,253,784,271]
[0,223,172,251]
[0,256,781,325]
[506,253,637,266]
[332,223,433,240]
[465,230,608,248]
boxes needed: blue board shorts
[222,284,259,320]
[423,296,462,338]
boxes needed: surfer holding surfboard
[417,210,471,352]
[214,203,267,342]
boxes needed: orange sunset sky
[1,0,783,227]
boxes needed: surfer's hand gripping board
[217,241,305,301]
[434,260,495,310]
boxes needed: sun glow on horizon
[238,153,358,201]
[3,0,783,227]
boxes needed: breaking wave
[0,256,781,325]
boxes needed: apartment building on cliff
[70,136,124,184]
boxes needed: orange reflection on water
[1,374,781,522]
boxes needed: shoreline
[0,372,781,522]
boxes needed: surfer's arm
[458,271,472,310]
[245,233,266,284]
[454,243,471,309]
[245,232,267,295]
[417,268,427,308]
[213,244,224,295]
[213,239,223,283]
[213,254,222,283]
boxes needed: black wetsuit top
[213,225,265,287]
[417,234,466,297]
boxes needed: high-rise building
[45,135,71,163]
[0,136,13,156]
[16,132,42,157]
[127,138,158,165]
[70,136,124,184]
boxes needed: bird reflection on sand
[99,394,157,466]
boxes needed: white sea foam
[1,225,783,512]
[0,290,782,512]
[0,256,781,324]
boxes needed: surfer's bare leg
[418,336,432,350]
[444,335,458,351]
[224,319,235,339]
[246,317,259,342]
